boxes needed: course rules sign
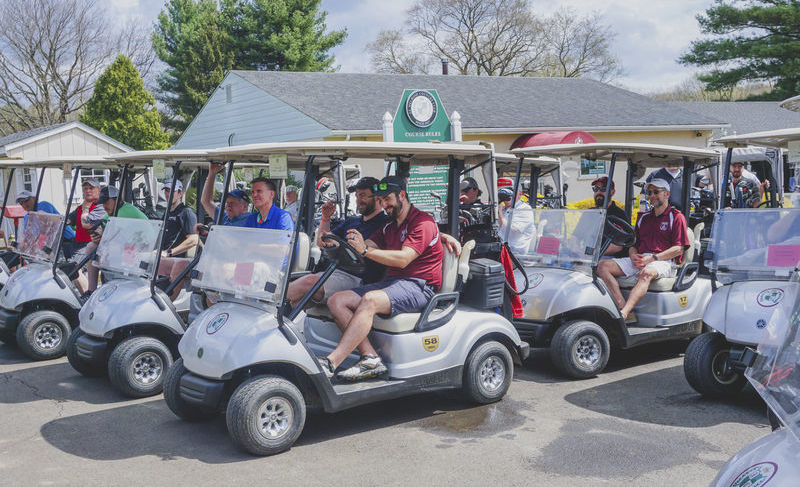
[393,89,451,143]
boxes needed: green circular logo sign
[206,312,229,335]
[405,90,437,128]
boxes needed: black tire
[226,375,306,456]
[164,358,217,421]
[15,310,71,361]
[463,340,514,404]
[684,332,746,397]
[550,320,610,379]
[108,336,173,398]
[65,328,106,377]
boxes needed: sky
[108,0,714,94]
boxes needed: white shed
[0,121,132,212]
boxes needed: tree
[220,0,347,71]
[0,0,156,136]
[80,56,169,150]
[152,0,234,134]
[680,0,800,101]
[367,0,622,81]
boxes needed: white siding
[173,72,331,149]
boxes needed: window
[579,159,606,179]
[22,169,34,192]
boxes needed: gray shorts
[352,277,435,317]
[612,255,676,279]
[321,269,362,302]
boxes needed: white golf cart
[507,143,718,378]
[684,129,800,397]
[711,267,800,486]
[164,141,528,456]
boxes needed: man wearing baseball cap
[497,180,534,255]
[589,176,628,257]
[66,177,101,252]
[460,176,482,204]
[319,175,443,381]
[199,162,252,227]
[13,190,76,242]
[158,178,199,301]
[597,178,690,320]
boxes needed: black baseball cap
[374,175,407,196]
[97,186,119,204]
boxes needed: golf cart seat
[372,239,475,334]
[291,232,311,273]
[616,227,696,292]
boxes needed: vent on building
[226,85,232,103]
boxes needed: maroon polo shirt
[634,206,690,264]
[369,205,444,290]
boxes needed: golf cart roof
[513,142,718,167]
[495,152,560,169]
[14,155,115,168]
[209,141,493,165]
[715,127,800,149]
[780,94,800,112]
[109,149,212,164]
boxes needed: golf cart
[506,143,718,378]
[0,156,129,360]
[710,267,800,486]
[164,141,527,456]
[683,130,800,397]
[68,151,211,397]
[0,160,28,289]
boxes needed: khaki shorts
[321,269,362,302]
[612,254,676,279]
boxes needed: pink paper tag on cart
[233,262,254,286]
[536,236,561,255]
[767,245,800,268]
[122,245,137,266]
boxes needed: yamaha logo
[405,90,437,128]
[530,273,544,289]
[97,283,118,302]
[206,312,230,335]
[757,288,784,308]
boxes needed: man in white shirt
[497,184,535,255]
[284,185,299,223]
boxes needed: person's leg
[327,290,390,368]
[286,273,322,304]
[168,259,191,301]
[157,257,174,276]
[84,242,99,292]
[327,290,361,333]
[620,268,657,319]
[597,259,627,309]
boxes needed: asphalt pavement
[0,340,767,486]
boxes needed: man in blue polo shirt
[15,190,76,241]
[199,162,253,227]
[243,178,294,230]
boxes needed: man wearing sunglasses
[597,179,690,320]
[590,177,628,257]
[319,175,444,381]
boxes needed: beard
[359,200,376,216]
[387,200,403,221]
[594,195,605,207]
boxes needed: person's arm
[200,163,222,218]
[350,232,419,269]
[440,233,461,256]
[639,245,683,266]
[604,243,623,256]
[315,200,336,247]
[164,208,198,256]
[165,234,199,257]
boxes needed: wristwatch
[167,249,173,257]
[361,247,368,257]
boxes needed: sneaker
[79,290,93,304]
[336,355,388,382]
[317,357,335,379]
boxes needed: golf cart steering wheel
[604,215,636,247]
[321,234,366,273]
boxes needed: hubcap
[34,323,62,350]
[711,349,739,385]
[479,356,506,392]
[131,351,163,385]
[574,335,602,367]
[257,397,294,440]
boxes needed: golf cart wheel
[108,336,173,398]
[684,332,746,397]
[226,375,306,456]
[463,340,513,404]
[551,320,610,379]
[164,358,217,421]
[65,328,106,377]
[15,310,71,361]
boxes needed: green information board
[393,89,451,142]
[406,164,449,215]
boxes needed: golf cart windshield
[17,211,65,263]
[192,226,293,304]
[514,208,605,272]
[709,209,800,283]
[745,271,800,440]
[95,217,163,278]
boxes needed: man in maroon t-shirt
[597,179,690,320]
[321,175,444,381]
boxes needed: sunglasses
[592,185,607,192]
[646,189,664,195]
[374,182,402,192]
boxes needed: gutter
[330,124,729,138]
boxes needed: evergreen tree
[152,0,234,133]
[680,0,800,100]
[80,55,170,150]
[220,0,346,72]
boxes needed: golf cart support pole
[300,159,318,236]
[602,153,617,210]
[0,167,16,234]
[151,161,182,305]
[530,166,540,207]
[681,156,692,220]
[446,156,464,239]
[215,161,234,225]
[720,148,733,209]
[625,159,635,222]
[52,165,81,281]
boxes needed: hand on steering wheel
[604,215,636,247]
[321,233,366,268]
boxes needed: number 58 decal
[422,336,439,352]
